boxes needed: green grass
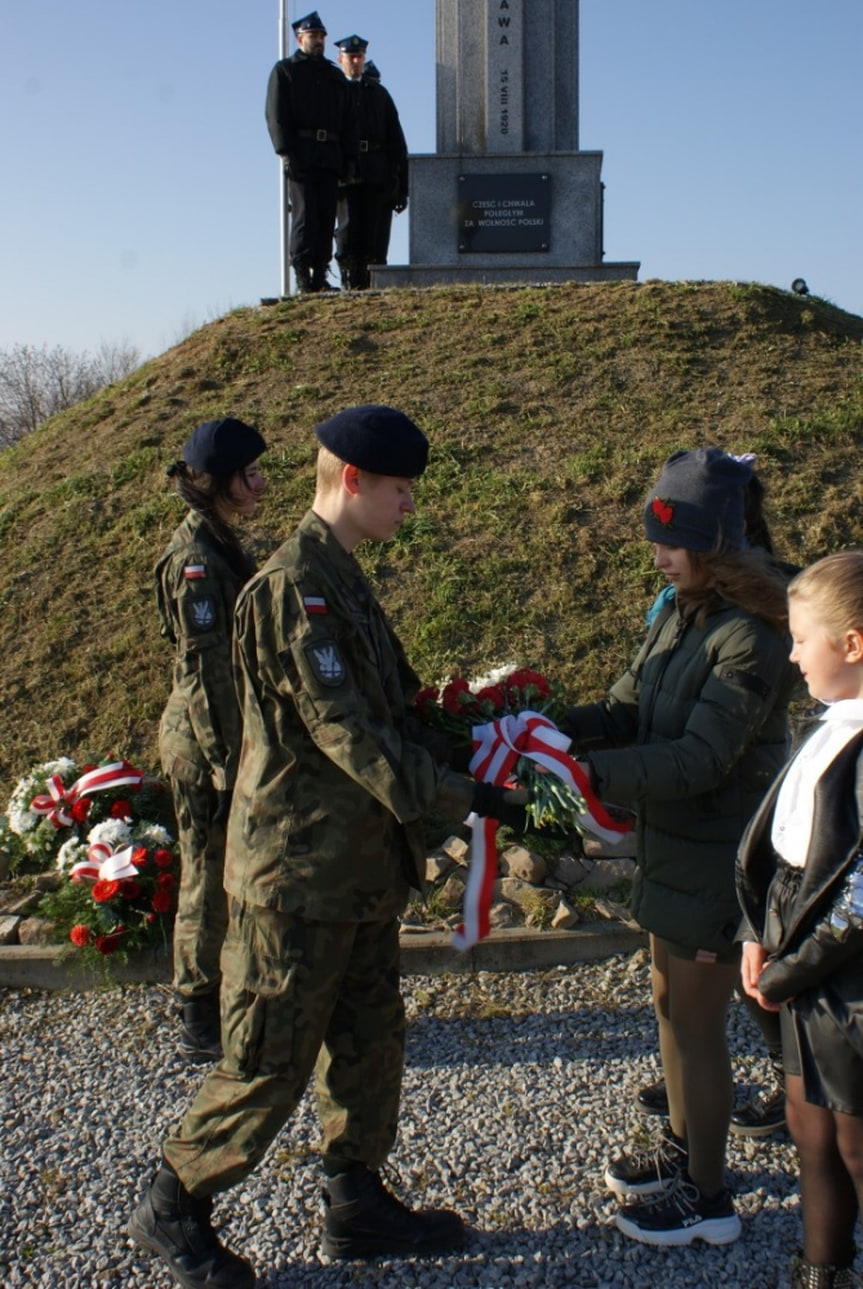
[0,280,862,798]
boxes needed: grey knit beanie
[643,448,752,552]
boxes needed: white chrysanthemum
[5,758,78,836]
[87,819,132,849]
[134,822,174,848]
[468,662,518,691]
[56,838,87,872]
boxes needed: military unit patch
[305,640,346,686]
[184,563,207,580]
[303,596,328,615]
[186,597,217,632]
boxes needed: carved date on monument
[458,174,551,253]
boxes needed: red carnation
[476,684,506,713]
[120,879,142,900]
[151,889,172,914]
[154,848,173,869]
[71,798,91,824]
[157,872,175,890]
[95,931,123,955]
[69,924,92,947]
[442,677,478,715]
[110,799,133,819]
[131,846,149,867]
[414,686,440,710]
[92,879,120,903]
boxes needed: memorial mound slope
[1,279,862,798]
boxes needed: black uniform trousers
[289,171,339,271]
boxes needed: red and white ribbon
[452,711,633,951]
[30,760,144,829]
[70,842,139,885]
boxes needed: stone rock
[437,874,466,911]
[35,872,62,892]
[582,832,637,860]
[18,917,56,946]
[549,853,590,890]
[580,857,637,890]
[442,835,469,866]
[489,901,515,929]
[499,844,547,884]
[0,915,22,945]
[551,899,580,930]
[425,851,452,882]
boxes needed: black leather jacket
[736,728,863,1014]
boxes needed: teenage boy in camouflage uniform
[129,405,526,1287]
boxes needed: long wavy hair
[168,463,257,581]
[681,546,790,633]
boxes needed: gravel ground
[0,948,837,1289]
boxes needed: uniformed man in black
[363,60,408,268]
[265,11,349,294]
[333,36,408,290]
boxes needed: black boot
[128,1163,254,1289]
[294,263,314,294]
[790,1249,855,1287]
[321,1164,466,1259]
[312,263,336,292]
[729,1051,786,1137]
[177,991,222,1065]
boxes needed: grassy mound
[1,279,861,799]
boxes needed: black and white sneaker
[615,1173,741,1247]
[604,1123,688,1198]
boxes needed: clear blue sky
[2,1,861,361]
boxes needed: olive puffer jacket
[566,597,797,956]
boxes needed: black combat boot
[177,990,222,1065]
[789,1249,855,1287]
[321,1164,466,1259]
[312,263,337,292]
[294,263,314,294]
[128,1162,254,1289]
[353,264,371,290]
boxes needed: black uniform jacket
[265,51,350,177]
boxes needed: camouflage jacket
[155,512,250,791]
[225,509,473,921]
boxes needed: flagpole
[278,0,290,296]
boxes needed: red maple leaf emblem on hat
[651,497,674,525]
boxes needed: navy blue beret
[336,35,368,54]
[314,405,428,477]
[293,11,326,34]
[182,418,267,476]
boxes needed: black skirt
[768,862,863,1115]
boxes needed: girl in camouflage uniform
[155,417,266,1062]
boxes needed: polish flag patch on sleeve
[303,596,328,615]
[184,564,207,580]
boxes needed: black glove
[212,790,232,827]
[393,195,408,214]
[284,158,304,183]
[471,781,529,831]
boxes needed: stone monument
[375,0,638,288]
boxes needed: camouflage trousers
[163,899,405,1196]
[169,777,229,997]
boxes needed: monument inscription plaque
[458,174,550,253]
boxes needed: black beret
[335,35,368,54]
[292,11,326,34]
[314,405,428,477]
[182,418,267,476]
